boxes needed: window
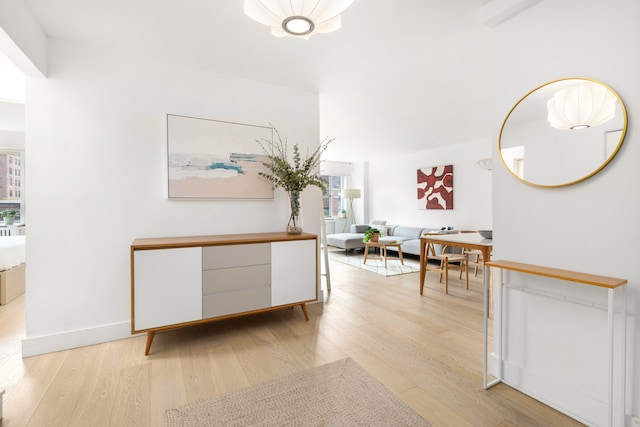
[0,149,24,222]
[320,161,353,218]
[321,175,343,217]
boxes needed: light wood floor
[0,256,584,426]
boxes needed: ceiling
[19,0,495,161]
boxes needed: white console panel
[271,239,317,306]
[133,247,202,331]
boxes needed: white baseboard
[22,321,132,357]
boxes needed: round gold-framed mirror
[498,77,627,188]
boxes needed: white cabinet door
[133,247,202,331]
[271,239,317,306]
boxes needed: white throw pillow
[369,220,388,236]
[370,225,388,236]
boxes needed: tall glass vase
[286,190,303,234]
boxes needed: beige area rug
[329,249,420,277]
[165,358,430,427]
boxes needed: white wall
[491,0,640,425]
[360,138,492,230]
[23,39,321,355]
[0,101,24,148]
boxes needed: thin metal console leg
[621,288,627,427]
[484,266,502,389]
[606,288,614,427]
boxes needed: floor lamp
[342,188,361,232]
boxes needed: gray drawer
[202,264,271,294]
[203,286,271,319]
[202,243,270,270]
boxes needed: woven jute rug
[165,357,431,426]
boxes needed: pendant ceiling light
[546,81,617,130]
[244,0,355,39]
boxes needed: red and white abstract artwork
[417,165,453,210]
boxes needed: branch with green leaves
[257,126,334,194]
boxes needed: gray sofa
[326,224,370,251]
[327,224,457,256]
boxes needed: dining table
[419,232,493,295]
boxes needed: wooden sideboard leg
[145,331,155,356]
[300,303,309,321]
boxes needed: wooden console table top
[132,232,317,251]
[486,260,627,289]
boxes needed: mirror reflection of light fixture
[546,80,617,130]
[474,157,492,170]
[342,188,360,232]
[499,77,627,188]
[244,0,355,39]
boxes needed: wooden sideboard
[130,232,318,355]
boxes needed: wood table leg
[419,240,426,295]
[465,257,469,289]
[363,243,369,264]
[145,331,155,356]
[397,245,404,265]
[382,245,388,268]
[444,258,449,294]
[300,303,309,321]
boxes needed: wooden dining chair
[424,243,468,294]
[457,231,484,279]
[462,249,484,278]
